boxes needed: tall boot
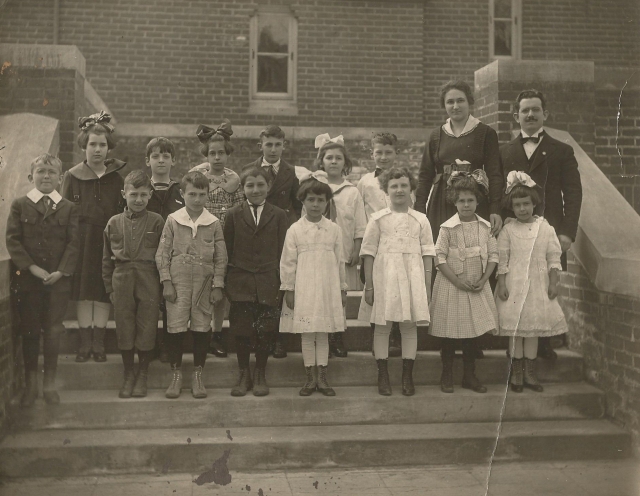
[299,366,316,396]
[43,330,61,405]
[253,367,270,396]
[119,368,136,398]
[401,358,415,396]
[209,330,228,358]
[21,370,38,408]
[75,327,92,362]
[389,323,401,357]
[461,359,487,393]
[165,365,183,399]
[376,359,392,396]
[510,358,524,393]
[316,365,336,396]
[440,342,454,393]
[191,365,207,399]
[231,367,253,397]
[92,327,107,362]
[523,358,544,392]
[329,333,348,358]
[132,351,151,398]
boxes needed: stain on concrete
[226,429,233,441]
[193,449,232,486]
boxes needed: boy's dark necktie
[263,164,276,182]
[43,196,52,213]
[250,203,259,225]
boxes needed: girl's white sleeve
[353,190,367,239]
[434,227,450,267]
[497,227,511,275]
[487,234,499,264]
[420,217,436,257]
[545,224,563,271]
[279,226,298,291]
[359,218,381,258]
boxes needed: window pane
[257,55,288,93]
[494,20,512,56]
[258,14,289,53]
[494,0,511,18]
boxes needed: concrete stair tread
[62,318,372,329]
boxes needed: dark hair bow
[196,119,233,143]
[78,111,114,132]
[447,169,490,195]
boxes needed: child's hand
[109,292,116,305]
[497,282,509,301]
[341,290,347,307]
[210,287,223,304]
[470,278,487,293]
[43,271,64,286]
[163,281,177,303]
[548,282,558,300]
[364,287,374,306]
[285,291,295,309]
[348,252,360,267]
[28,265,50,281]
[455,277,475,292]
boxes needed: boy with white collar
[6,154,80,407]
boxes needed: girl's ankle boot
[461,359,487,393]
[76,327,92,362]
[299,366,317,396]
[92,327,107,362]
[401,358,415,396]
[376,359,392,396]
[316,365,336,396]
[510,358,524,393]
[440,354,454,393]
[523,358,544,392]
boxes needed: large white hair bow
[505,170,538,194]
[315,133,344,149]
[299,169,330,185]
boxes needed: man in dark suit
[500,89,583,359]
[243,125,302,358]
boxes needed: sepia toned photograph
[0,0,638,494]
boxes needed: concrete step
[13,383,605,431]
[0,419,630,477]
[52,350,584,390]
[56,320,511,353]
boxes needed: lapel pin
[542,152,546,156]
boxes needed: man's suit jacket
[6,195,79,292]
[500,133,582,242]
[243,157,302,226]
[223,201,288,307]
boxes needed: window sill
[248,100,298,116]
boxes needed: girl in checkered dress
[190,121,244,358]
[428,171,499,394]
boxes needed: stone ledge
[0,44,85,77]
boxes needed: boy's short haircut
[502,184,542,210]
[258,125,285,141]
[30,153,62,175]
[445,175,487,206]
[76,123,116,150]
[297,178,333,202]
[314,142,354,176]
[378,166,418,193]
[124,170,152,190]
[180,170,209,191]
[146,137,176,159]
[371,132,398,148]
[439,80,474,108]
[240,166,272,186]
[514,89,547,112]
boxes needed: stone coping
[116,124,430,142]
[0,44,85,77]
[475,59,595,90]
[545,128,640,298]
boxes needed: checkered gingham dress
[429,220,499,338]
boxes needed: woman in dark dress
[415,80,504,242]
[61,112,126,363]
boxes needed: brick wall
[559,252,640,447]
[0,264,20,437]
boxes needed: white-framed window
[489,0,522,59]
[248,6,298,115]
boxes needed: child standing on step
[62,112,126,364]
[428,172,499,394]
[280,170,348,396]
[156,171,228,399]
[314,133,366,358]
[190,121,244,359]
[145,137,185,363]
[224,167,289,397]
[6,154,79,407]
[103,171,164,399]
[359,167,435,396]
[495,171,568,392]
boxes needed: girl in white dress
[429,171,499,394]
[495,171,567,392]
[314,133,367,358]
[359,167,435,396]
[280,171,347,396]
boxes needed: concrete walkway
[1,460,638,496]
